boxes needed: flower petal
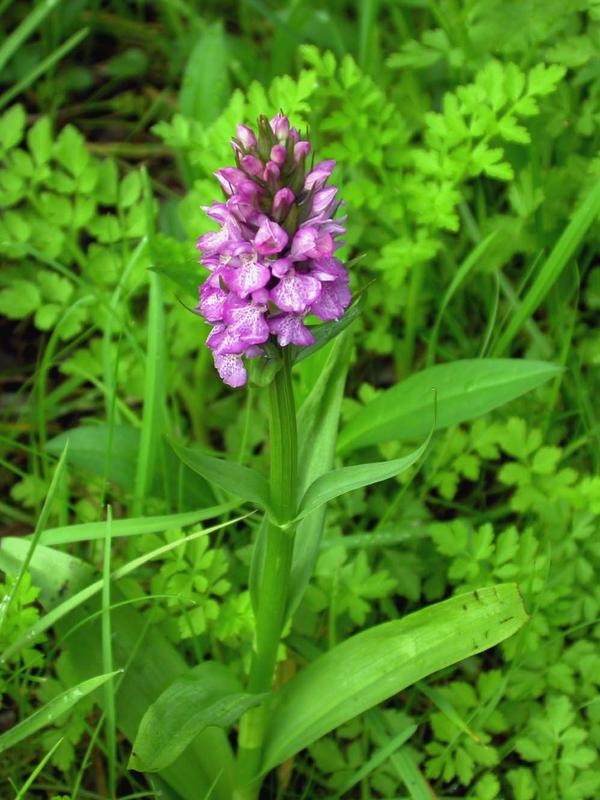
[254,218,289,256]
[270,270,322,313]
[214,353,247,387]
[269,313,315,347]
[309,279,351,321]
[226,258,271,299]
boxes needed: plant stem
[236,349,298,799]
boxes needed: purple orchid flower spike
[195,113,351,387]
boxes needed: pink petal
[304,160,336,191]
[226,258,271,299]
[198,283,227,322]
[269,314,315,347]
[309,279,351,321]
[254,219,289,256]
[270,270,322,313]
[214,353,247,387]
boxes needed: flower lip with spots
[195,113,351,387]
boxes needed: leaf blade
[297,438,429,520]
[337,359,561,453]
[130,662,265,772]
[169,439,271,511]
[261,584,528,772]
[0,671,120,755]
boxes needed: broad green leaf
[0,671,120,754]
[297,438,429,521]
[0,279,41,319]
[337,359,561,453]
[179,22,230,125]
[27,116,52,164]
[130,662,265,772]
[0,104,25,149]
[261,584,528,772]
[169,439,271,512]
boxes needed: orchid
[195,114,350,387]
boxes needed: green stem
[236,349,298,799]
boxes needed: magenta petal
[223,296,270,346]
[254,218,288,256]
[207,323,246,355]
[236,124,257,149]
[310,257,348,282]
[309,279,351,321]
[290,227,318,260]
[271,257,292,278]
[304,160,336,191]
[311,186,338,215]
[270,270,322,313]
[290,227,334,260]
[270,144,287,166]
[241,154,263,177]
[270,113,290,140]
[272,187,294,219]
[197,226,231,255]
[227,258,271,299]
[214,167,247,195]
[294,140,311,162]
[199,283,227,322]
[214,353,247,387]
[269,314,315,347]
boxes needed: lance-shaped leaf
[337,359,561,453]
[296,437,429,521]
[130,663,266,772]
[169,438,271,512]
[287,334,352,616]
[261,584,528,773]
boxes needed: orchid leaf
[130,663,266,772]
[296,437,429,521]
[169,438,271,512]
[287,333,352,616]
[338,359,561,453]
[261,584,528,773]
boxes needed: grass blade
[0,442,68,635]
[0,0,62,72]
[133,171,165,515]
[427,232,498,366]
[493,178,600,354]
[333,724,418,798]
[0,27,89,111]
[102,506,117,797]
[0,671,120,754]
[38,503,237,545]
